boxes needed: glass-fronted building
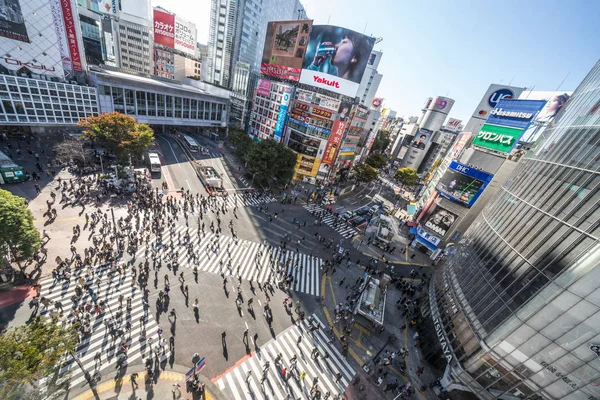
[423,61,600,399]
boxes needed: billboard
[256,78,271,97]
[534,93,570,123]
[295,88,340,112]
[472,99,547,153]
[446,118,462,131]
[299,25,375,97]
[411,128,433,150]
[261,20,312,81]
[468,84,525,120]
[437,161,493,207]
[153,8,197,56]
[274,86,293,143]
[0,0,29,43]
[322,101,352,165]
[424,206,458,237]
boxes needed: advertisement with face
[424,206,458,237]
[412,129,432,150]
[299,25,375,97]
[261,20,312,81]
[322,101,352,165]
[436,161,493,207]
[535,93,570,123]
[0,0,29,43]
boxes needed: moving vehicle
[146,152,161,173]
[369,204,380,215]
[350,216,366,227]
[0,150,25,184]
[355,206,370,217]
[182,135,199,153]
[341,211,355,221]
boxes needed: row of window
[101,86,225,121]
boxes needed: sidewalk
[319,266,440,399]
[73,363,226,400]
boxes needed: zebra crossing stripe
[215,314,355,399]
[37,271,169,391]
[136,225,321,296]
[303,205,358,239]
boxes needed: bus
[182,135,199,153]
[146,152,162,173]
[0,150,25,184]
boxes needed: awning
[415,235,438,251]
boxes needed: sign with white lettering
[434,318,453,363]
[472,124,525,154]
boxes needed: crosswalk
[135,225,322,296]
[213,192,278,208]
[216,313,354,400]
[37,265,168,390]
[303,205,358,239]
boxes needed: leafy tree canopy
[370,130,391,153]
[395,167,419,186]
[365,152,387,169]
[353,163,379,183]
[0,189,41,265]
[228,128,254,161]
[78,112,154,161]
[246,139,296,188]
[0,316,78,399]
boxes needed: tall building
[118,0,153,74]
[207,0,305,88]
[423,60,600,400]
[357,50,383,107]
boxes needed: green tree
[365,152,387,169]
[395,167,419,186]
[353,163,379,183]
[0,316,78,399]
[245,139,296,188]
[228,128,254,161]
[78,112,155,162]
[0,189,41,268]
[370,130,391,153]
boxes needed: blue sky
[155,0,599,122]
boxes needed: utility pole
[69,351,100,399]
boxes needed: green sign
[472,124,524,153]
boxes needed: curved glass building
[423,61,600,399]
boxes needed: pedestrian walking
[130,372,139,389]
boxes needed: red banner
[154,9,175,48]
[322,119,347,165]
[312,106,332,119]
[60,0,82,72]
[260,63,301,81]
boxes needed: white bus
[147,152,162,173]
[182,135,199,152]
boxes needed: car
[383,205,393,214]
[341,211,355,220]
[350,216,366,227]
[355,206,370,216]
[369,204,380,214]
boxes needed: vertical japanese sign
[274,86,292,143]
[153,9,175,48]
[50,0,72,71]
[60,0,82,71]
[174,15,197,56]
[322,101,351,165]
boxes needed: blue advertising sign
[488,88,516,108]
[436,161,494,207]
[274,89,292,143]
[486,99,547,130]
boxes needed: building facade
[357,50,383,107]
[424,60,600,400]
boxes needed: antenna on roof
[556,72,570,91]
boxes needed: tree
[245,139,296,188]
[78,112,155,162]
[365,152,387,169]
[395,167,419,186]
[353,163,378,183]
[0,316,78,399]
[52,139,95,166]
[228,128,254,161]
[370,130,391,153]
[0,189,41,268]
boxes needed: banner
[175,15,197,56]
[50,0,72,71]
[256,78,271,97]
[0,0,29,43]
[60,0,82,71]
[274,87,292,143]
[321,101,351,165]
